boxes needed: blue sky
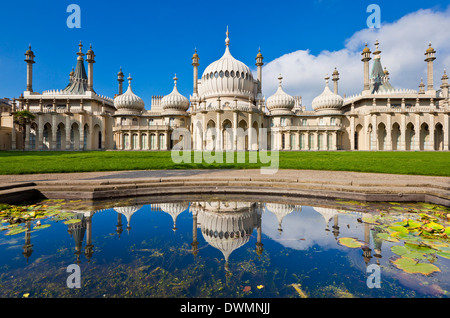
[1,0,449,108]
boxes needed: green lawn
[0,151,449,176]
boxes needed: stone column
[350,116,355,150]
[444,113,449,151]
[386,114,392,150]
[429,114,435,151]
[25,124,30,150]
[51,114,57,150]
[216,112,221,151]
[38,116,44,151]
[371,114,377,150]
[233,111,238,151]
[65,115,71,150]
[400,114,406,151]
[414,114,421,151]
[248,112,253,151]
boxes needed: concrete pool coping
[0,169,449,206]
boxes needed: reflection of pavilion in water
[19,201,383,269]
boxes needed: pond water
[0,195,449,298]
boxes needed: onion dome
[312,75,343,111]
[362,42,371,53]
[314,207,338,225]
[161,75,189,111]
[113,205,143,232]
[199,27,254,99]
[114,74,145,111]
[155,202,189,231]
[266,74,295,112]
[426,42,436,54]
[265,203,298,233]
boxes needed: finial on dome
[128,73,132,85]
[78,40,83,52]
[324,74,330,85]
[173,74,178,86]
[225,26,230,46]
[278,74,283,87]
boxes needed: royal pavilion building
[1,29,448,152]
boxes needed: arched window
[169,117,175,127]
[121,117,127,126]
[148,119,154,126]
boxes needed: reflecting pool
[0,195,449,298]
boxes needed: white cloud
[261,6,450,109]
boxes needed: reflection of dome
[114,75,145,112]
[154,202,189,231]
[113,205,143,229]
[265,203,301,232]
[313,207,338,225]
[197,209,256,265]
[312,75,343,112]
[199,28,254,100]
[266,75,295,113]
[161,75,189,112]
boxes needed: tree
[12,110,36,151]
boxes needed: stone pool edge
[0,170,449,206]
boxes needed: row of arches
[28,122,102,150]
[194,119,263,151]
[355,122,444,151]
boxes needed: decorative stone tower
[255,48,264,95]
[361,43,371,95]
[424,42,436,94]
[86,44,95,92]
[117,67,124,95]
[441,70,449,99]
[24,45,35,92]
[332,67,339,95]
[192,48,200,96]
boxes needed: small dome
[312,75,343,111]
[266,75,295,112]
[362,43,371,53]
[426,42,436,54]
[114,74,145,111]
[161,75,189,111]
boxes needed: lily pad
[376,232,399,242]
[5,226,27,236]
[392,257,440,275]
[33,224,51,230]
[337,237,365,248]
[64,219,82,225]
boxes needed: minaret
[332,67,339,95]
[255,48,264,95]
[361,42,371,95]
[441,69,449,99]
[24,45,35,92]
[117,67,124,95]
[22,221,33,263]
[191,210,199,258]
[116,213,123,238]
[86,44,95,92]
[424,42,436,94]
[192,48,199,96]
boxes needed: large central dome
[198,28,255,100]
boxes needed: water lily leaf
[392,257,440,275]
[405,243,435,254]
[437,251,450,259]
[64,219,82,225]
[391,245,410,256]
[33,224,51,230]
[338,237,365,248]
[5,226,27,236]
[362,216,379,225]
[427,222,444,232]
[376,232,399,242]
[388,226,409,234]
